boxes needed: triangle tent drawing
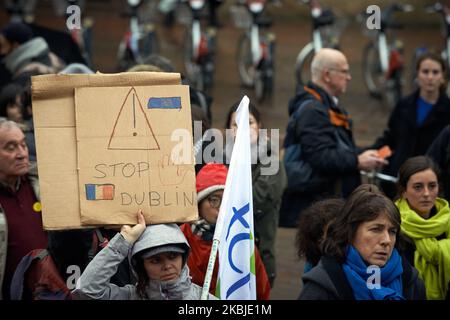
[108,87,160,150]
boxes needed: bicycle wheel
[201,56,214,91]
[386,68,402,108]
[237,33,255,87]
[294,42,314,86]
[117,40,136,71]
[141,25,159,58]
[183,30,203,90]
[265,34,275,96]
[362,42,383,99]
[201,30,216,91]
[254,69,265,102]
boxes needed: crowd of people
[0,18,449,301]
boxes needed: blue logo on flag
[225,203,251,298]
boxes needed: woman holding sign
[180,163,271,299]
[72,211,216,300]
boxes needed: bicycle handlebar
[360,170,398,183]
[381,4,413,27]
[359,3,413,32]
[425,2,444,14]
[425,2,450,23]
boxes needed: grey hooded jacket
[3,37,64,76]
[72,223,216,300]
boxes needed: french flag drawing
[85,184,115,201]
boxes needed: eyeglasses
[207,195,222,209]
[328,68,351,76]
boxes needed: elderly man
[279,48,387,228]
[0,120,47,299]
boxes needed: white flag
[216,96,256,299]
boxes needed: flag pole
[200,239,220,299]
[201,180,230,299]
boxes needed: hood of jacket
[3,37,51,74]
[301,257,347,299]
[129,224,214,300]
[131,223,190,266]
[288,82,336,116]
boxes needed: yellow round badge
[33,202,42,212]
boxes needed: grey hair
[0,118,21,131]
[310,48,344,82]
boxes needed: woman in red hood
[180,163,271,299]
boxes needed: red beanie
[196,163,228,202]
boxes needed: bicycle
[235,0,275,102]
[411,2,450,95]
[294,0,346,87]
[360,170,398,193]
[361,3,413,108]
[183,0,217,92]
[117,0,159,71]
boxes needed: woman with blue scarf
[299,184,426,300]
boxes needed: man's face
[0,125,29,183]
[0,35,13,56]
[325,57,351,97]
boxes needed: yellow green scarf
[396,197,450,300]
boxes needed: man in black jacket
[427,125,450,201]
[280,48,386,228]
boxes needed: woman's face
[6,95,23,123]
[417,58,445,95]
[402,168,438,218]
[198,190,223,224]
[352,212,397,267]
[229,112,260,144]
[143,252,183,281]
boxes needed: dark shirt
[0,177,47,299]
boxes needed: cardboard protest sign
[32,72,188,230]
[75,85,197,225]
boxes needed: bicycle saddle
[314,9,335,28]
[255,15,273,28]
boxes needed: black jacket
[279,83,360,228]
[427,125,450,200]
[299,255,426,300]
[372,90,450,198]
